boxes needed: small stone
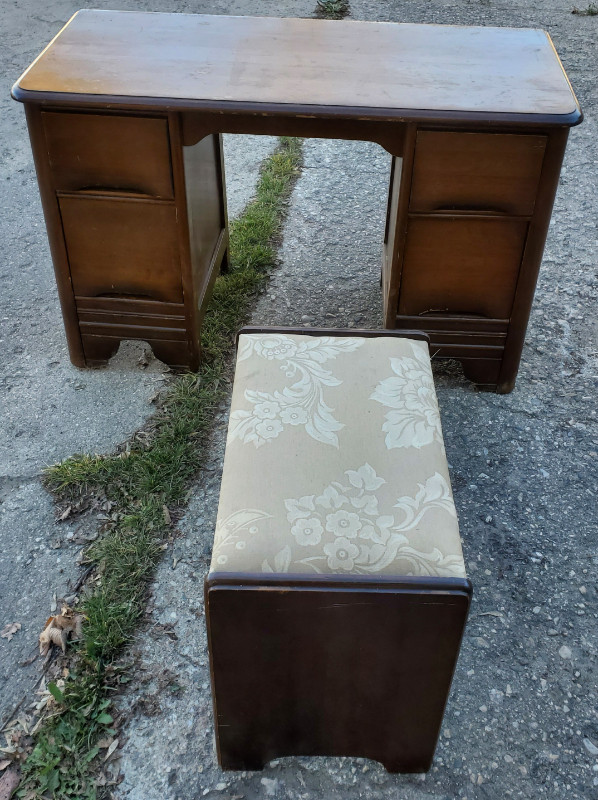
[479,705,488,713]
[584,738,598,756]
[484,515,493,524]
[559,645,572,659]
[490,689,504,704]
[504,754,513,763]
[548,629,559,636]
[214,783,228,791]
[260,778,279,796]
[579,586,587,595]
[533,606,541,614]
[475,637,490,649]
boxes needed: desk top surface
[13,10,580,124]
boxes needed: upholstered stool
[205,327,471,773]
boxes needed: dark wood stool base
[206,574,471,773]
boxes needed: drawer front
[60,196,183,303]
[398,217,528,320]
[410,132,546,216]
[43,112,174,198]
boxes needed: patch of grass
[316,0,350,19]
[17,135,303,799]
[572,3,598,13]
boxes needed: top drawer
[42,112,174,198]
[409,131,546,216]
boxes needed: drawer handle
[430,206,508,216]
[59,187,158,199]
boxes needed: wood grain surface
[14,10,580,121]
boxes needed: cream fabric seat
[210,331,465,579]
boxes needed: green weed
[316,0,350,19]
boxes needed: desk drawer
[43,112,174,198]
[59,196,183,302]
[410,132,546,216]
[398,216,528,320]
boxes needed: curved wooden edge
[205,570,473,597]
[236,325,430,346]
[10,85,583,128]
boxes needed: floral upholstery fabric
[209,333,466,579]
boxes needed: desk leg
[496,127,569,393]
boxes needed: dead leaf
[0,762,10,772]
[0,766,20,800]
[162,505,171,525]
[58,505,72,522]
[96,738,112,749]
[150,623,177,641]
[1,623,21,642]
[38,608,85,655]
[104,739,119,761]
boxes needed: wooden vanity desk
[12,11,581,391]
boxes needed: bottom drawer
[60,195,183,303]
[398,216,528,320]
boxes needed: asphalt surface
[1,0,597,798]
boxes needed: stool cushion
[210,333,465,579]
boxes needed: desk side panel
[206,580,470,772]
[181,129,228,334]
[24,104,85,366]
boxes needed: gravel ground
[2,0,597,798]
[0,0,283,729]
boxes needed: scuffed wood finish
[58,195,183,302]
[13,13,581,385]
[386,123,574,392]
[24,106,227,370]
[398,216,529,319]
[13,11,580,124]
[206,576,471,772]
[42,112,174,197]
[410,132,546,215]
